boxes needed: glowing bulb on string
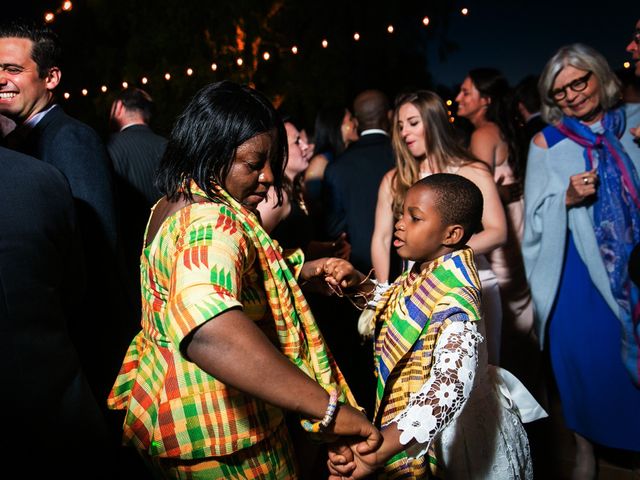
[164,73,171,80]
[449,117,455,123]
[141,77,148,84]
[101,85,108,93]
[122,81,128,89]
[461,8,469,15]
[210,63,218,71]
[237,58,244,66]
[446,99,453,106]
[387,25,394,34]
[44,12,55,23]
[62,1,73,11]
[353,33,360,41]
[81,89,88,96]
[263,52,270,61]
[322,39,328,48]
[422,17,430,26]
[63,92,70,100]
[624,61,631,69]
[291,46,298,54]
[186,68,193,76]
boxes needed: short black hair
[513,75,541,114]
[156,81,287,204]
[0,20,61,78]
[414,173,483,247]
[114,87,154,124]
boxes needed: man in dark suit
[0,146,114,477]
[108,87,167,315]
[0,21,140,464]
[321,89,396,417]
[324,89,396,276]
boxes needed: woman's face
[397,102,426,158]
[225,132,276,212]
[551,65,601,121]
[455,77,488,120]
[340,109,359,144]
[284,122,309,179]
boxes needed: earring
[258,172,266,181]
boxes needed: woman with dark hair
[456,68,535,375]
[304,106,358,214]
[107,81,380,478]
[525,44,640,476]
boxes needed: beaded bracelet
[300,385,339,433]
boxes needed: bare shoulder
[458,160,491,178]
[472,122,500,141]
[532,131,548,149]
[305,154,329,180]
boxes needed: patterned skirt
[145,421,299,479]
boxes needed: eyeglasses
[549,71,593,101]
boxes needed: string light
[624,61,631,69]
[53,10,475,100]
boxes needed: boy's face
[393,184,457,264]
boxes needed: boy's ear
[442,224,464,247]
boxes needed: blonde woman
[370,90,506,364]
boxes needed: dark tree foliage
[7,0,459,137]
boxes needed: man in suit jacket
[0,20,137,427]
[0,146,114,477]
[108,87,167,315]
[321,90,397,417]
[324,89,396,276]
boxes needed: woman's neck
[470,113,489,129]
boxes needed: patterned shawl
[207,182,357,405]
[556,109,640,386]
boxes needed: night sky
[427,0,636,88]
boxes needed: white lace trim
[391,321,482,459]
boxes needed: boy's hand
[328,438,382,479]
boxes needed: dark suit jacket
[108,124,166,208]
[0,147,113,474]
[13,106,136,403]
[323,132,396,275]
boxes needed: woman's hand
[322,258,366,289]
[566,169,598,207]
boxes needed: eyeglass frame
[549,71,593,101]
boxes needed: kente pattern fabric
[108,181,355,460]
[555,109,640,385]
[373,248,481,478]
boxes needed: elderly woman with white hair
[523,43,640,477]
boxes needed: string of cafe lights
[42,1,474,105]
